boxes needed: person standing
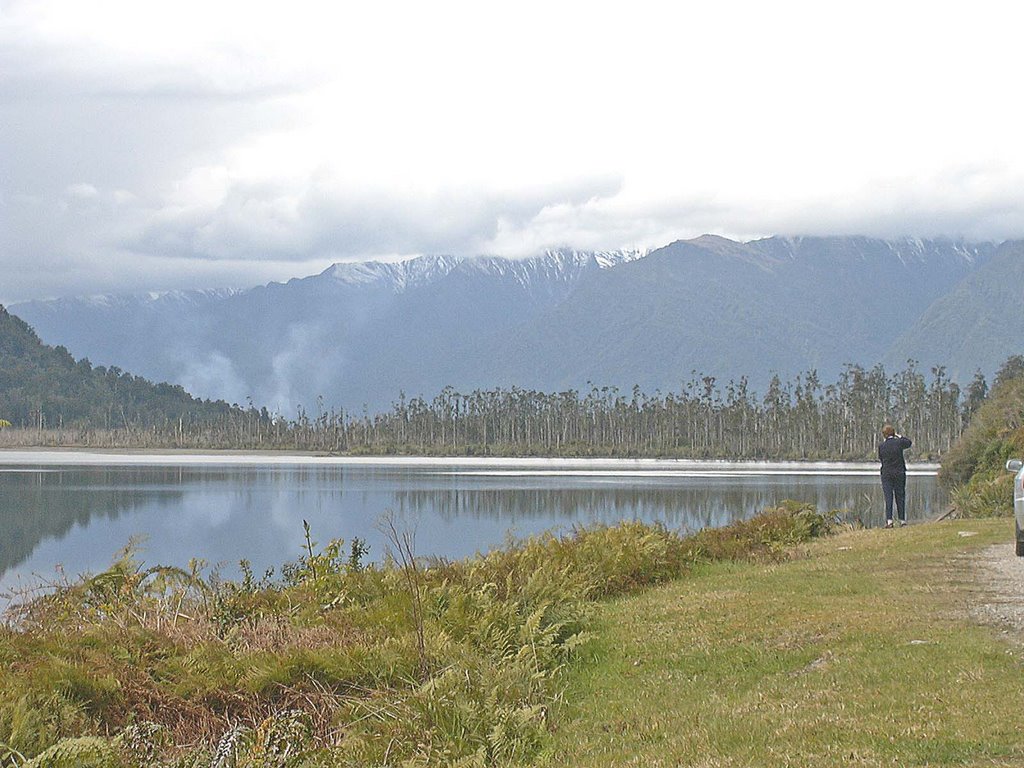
[878,424,912,528]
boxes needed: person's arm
[899,435,912,449]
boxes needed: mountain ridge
[473,235,994,394]
[10,235,1009,412]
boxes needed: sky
[2,0,1024,303]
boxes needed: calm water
[0,453,945,598]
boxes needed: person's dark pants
[881,472,907,522]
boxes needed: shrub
[941,364,1024,517]
[686,501,832,562]
[951,473,1015,518]
[940,374,1024,489]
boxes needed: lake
[0,452,945,600]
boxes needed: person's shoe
[885,519,894,529]
[897,518,907,527]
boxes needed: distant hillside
[480,235,992,393]
[11,236,999,413]
[882,240,1024,380]
[0,305,237,429]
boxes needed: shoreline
[0,448,941,475]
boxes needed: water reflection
[0,467,187,578]
[392,478,941,529]
[0,463,945,596]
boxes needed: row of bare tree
[338,363,977,459]
[2,362,983,460]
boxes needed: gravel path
[966,541,1024,640]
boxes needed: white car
[1006,459,1024,556]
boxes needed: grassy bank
[0,505,828,767]
[540,519,1024,767]
[6,505,1020,767]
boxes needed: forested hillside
[0,305,237,429]
[883,240,1024,381]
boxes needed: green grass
[538,519,1024,767]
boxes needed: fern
[209,726,249,768]
[486,704,545,763]
[20,737,120,768]
[243,711,312,767]
[115,721,170,766]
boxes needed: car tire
[1016,520,1024,557]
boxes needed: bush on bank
[0,503,832,768]
[941,365,1024,517]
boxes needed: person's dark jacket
[878,435,912,476]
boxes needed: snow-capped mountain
[12,249,647,411]
[318,255,462,290]
[9,237,1006,413]
[316,248,644,292]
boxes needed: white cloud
[2,0,1024,302]
[64,182,98,199]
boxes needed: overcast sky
[2,0,1023,303]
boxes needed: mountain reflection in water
[0,461,944,597]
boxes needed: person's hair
[882,424,896,438]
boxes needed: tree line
[2,359,995,460]
[332,362,980,460]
